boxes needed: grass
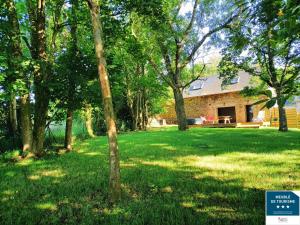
[0,127,300,225]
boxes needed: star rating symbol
[276,205,290,209]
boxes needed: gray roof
[183,71,251,98]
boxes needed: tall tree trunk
[87,0,121,203]
[85,104,95,138]
[64,109,73,150]
[140,65,147,130]
[278,104,288,132]
[130,104,137,131]
[173,87,188,131]
[276,91,288,132]
[133,95,139,130]
[7,0,18,138]
[8,93,18,136]
[136,92,141,130]
[124,74,137,131]
[64,0,78,150]
[131,107,137,131]
[7,0,32,150]
[32,90,49,156]
[141,94,145,130]
[27,0,50,156]
[142,90,149,130]
[20,94,32,151]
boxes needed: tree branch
[280,39,294,85]
[159,43,175,77]
[282,72,300,86]
[179,12,242,70]
[21,36,34,57]
[181,64,206,89]
[172,0,184,21]
[182,0,199,43]
[86,0,94,9]
[148,58,175,89]
[258,47,275,87]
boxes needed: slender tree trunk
[7,0,32,151]
[143,91,149,130]
[131,107,137,131]
[6,0,18,137]
[64,109,73,150]
[141,94,145,130]
[20,94,32,151]
[125,88,136,130]
[278,104,288,132]
[276,90,288,132]
[173,87,188,131]
[87,0,121,203]
[136,92,141,130]
[140,66,147,130]
[134,95,139,130]
[9,93,18,136]
[85,104,95,137]
[125,76,136,131]
[140,91,147,130]
[127,97,136,131]
[63,0,78,150]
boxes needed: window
[189,82,204,91]
[230,76,240,84]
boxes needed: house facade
[159,71,263,124]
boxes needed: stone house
[159,71,263,124]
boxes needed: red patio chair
[206,115,216,124]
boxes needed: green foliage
[218,55,239,85]
[51,47,98,112]
[219,0,300,108]
[110,28,169,128]
[240,85,278,110]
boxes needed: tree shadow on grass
[0,155,265,225]
[0,128,299,225]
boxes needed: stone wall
[158,91,262,123]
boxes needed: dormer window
[230,77,240,84]
[189,81,204,91]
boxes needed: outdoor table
[218,116,232,124]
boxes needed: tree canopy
[218,0,300,131]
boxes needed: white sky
[179,1,222,65]
[179,1,193,15]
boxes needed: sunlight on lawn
[120,162,136,168]
[36,202,57,211]
[16,158,35,166]
[140,160,177,169]
[26,169,66,181]
[175,150,299,189]
[0,128,299,225]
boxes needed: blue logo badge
[266,191,300,225]
[266,191,299,216]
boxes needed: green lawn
[1,128,300,225]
